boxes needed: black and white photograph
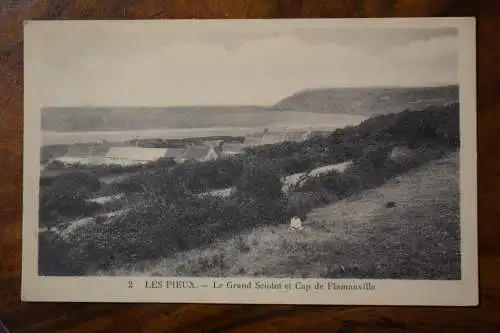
[22,18,478,305]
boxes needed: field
[102,152,460,279]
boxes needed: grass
[100,151,460,280]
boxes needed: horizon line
[40,84,459,110]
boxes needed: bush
[55,188,296,272]
[118,156,245,195]
[235,163,283,200]
[51,171,102,194]
[171,157,245,192]
[39,171,103,227]
[288,190,337,218]
[293,142,454,215]
[38,231,87,275]
[117,167,192,203]
[39,187,102,227]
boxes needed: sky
[32,21,459,107]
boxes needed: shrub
[235,163,283,200]
[288,190,337,218]
[39,186,102,227]
[56,190,295,272]
[38,231,87,275]
[115,173,149,194]
[171,157,245,192]
[39,171,103,227]
[118,156,245,195]
[293,142,454,214]
[51,171,102,194]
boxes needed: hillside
[107,152,460,279]
[38,100,460,277]
[41,106,261,132]
[271,85,459,116]
[41,85,458,132]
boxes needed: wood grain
[1,0,499,332]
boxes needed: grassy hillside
[272,85,458,116]
[274,86,458,116]
[37,102,460,276]
[112,152,460,280]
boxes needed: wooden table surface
[1,0,499,332]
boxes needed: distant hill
[41,85,459,132]
[41,106,265,132]
[271,85,459,116]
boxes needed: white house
[53,142,112,166]
[183,146,219,162]
[64,143,111,157]
[164,148,187,163]
[221,142,244,156]
[242,128,313,148]
[242,134,264,147]
[259,132,289,146]
[203,140,224,148]
[104,147,170,165]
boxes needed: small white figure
[290,215,303,231]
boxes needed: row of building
[48,128,315,167]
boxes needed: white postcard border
[21,17,478,306]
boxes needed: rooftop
[184,146,213,160]
[165,148,186,159]
[105,147,169,161]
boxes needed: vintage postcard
[22,18,478,305]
